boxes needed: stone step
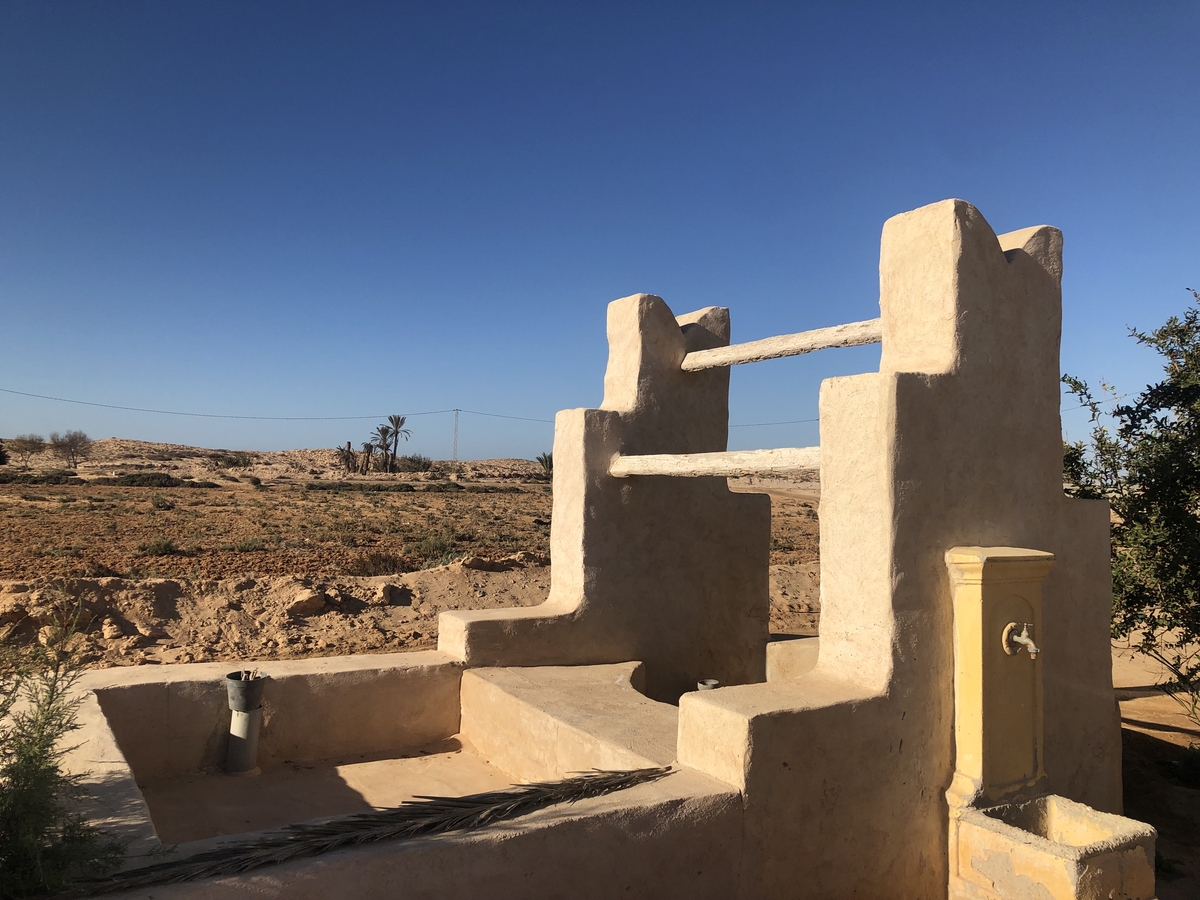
[460,662,678,781]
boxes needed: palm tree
[387,415,412,472]
[336,441,356,474]
[359,441,375,475]
[372,424,394,474]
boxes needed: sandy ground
[1111,646,1200,899]
[0,440,820,666]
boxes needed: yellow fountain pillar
[946,546,1052,810]
[945,547,1157,900]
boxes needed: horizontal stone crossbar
[681,317,882,371]
[610,447,820,478]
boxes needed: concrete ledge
[677,670,881,789]
[100,768,743,900]
[765,636,820,682]
[461,663,678,781]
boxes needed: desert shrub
[115,473,179,488]
[425,482,465,493]
[344,551,409,577]
[181,480,219,489]
[244,476,262,486]
[0,440,7,466]
[1064,289,1200,729]
[149,495,174,511]
[407,534,455,566]
[137,537,178,557]
[394,454,433,473]
[47,432,92,469]
[7,436,46,469]
[0,471,80,486]
[536,452,552,477]
[81,561,123,579]
[232,538,265,553]
[209,451,253,470]
[0,612,125,895]
[304,482,414,493]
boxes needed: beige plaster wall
[440,296,771,701]
[678,199,1119,899]
[83,651,462,781]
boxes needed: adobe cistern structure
[74,199,1156,899]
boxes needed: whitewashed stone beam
[610,446,820,478]
[680,317,882,371]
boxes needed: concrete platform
[139,737,513,844]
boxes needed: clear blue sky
[1,2,1196,459]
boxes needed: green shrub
[233,538,265,553]
[304,482,415,494]
[116,473,179,488]
[209,451,253,470]
[1065,289,1200,729]
[149,495,174,511]
[407,534,456,567]
[345,551,409,576]
[0,614,124,894]
[138,537,178,557]
[394,454,433,473]
[0,471,79,486]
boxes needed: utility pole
[452,408,460,462]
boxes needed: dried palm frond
[79,766,671,895]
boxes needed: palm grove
[335,415,426,475]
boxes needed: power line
[0,386,454,422]
[458,408,555,424]
[1,385,1098,430]
[730,418,818,428]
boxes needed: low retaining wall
[80,650,463,781]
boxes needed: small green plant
[138,537,178,557]
[408,534,456,567]
[209,451,253,470]
[344,551,408,577]
[233,538,266,553]
[0,440,7,466]
[394,454,433,473]
[536,452,552,478]
[0,606,125,895]
[149,494,175,511]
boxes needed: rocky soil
[0,440,821,667]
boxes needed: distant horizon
[0,430,546,462]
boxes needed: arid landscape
[0,439,820,669]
